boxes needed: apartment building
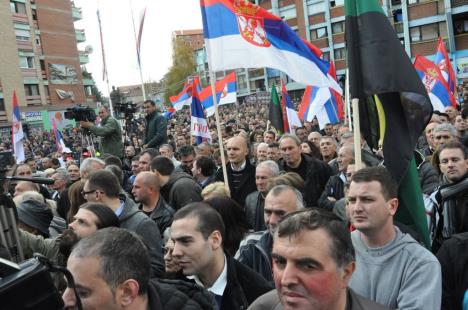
[0,0,95,130]
[194,0,468,102]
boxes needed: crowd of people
[1,90,468,309]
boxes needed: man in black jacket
[279,134,332,208]
[215,135,256,206]
[171,202,273,310]
[62,227,215,309]
[142,100,167,150]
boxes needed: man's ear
[209,230,223,250]
[116,279,140,307]
[341,261,356,288]
[387,197,398,216]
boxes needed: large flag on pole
[345,0,433,247]
[281,80,301,133]
[200,72,237,117]
[269,83,284,134]
[414,55,457,112]
[191,78,212,144]
[11,91,25,163]
[97,9,108,82]
[434,37,456,96]
[170,80,196,111]
[200,0,342,93]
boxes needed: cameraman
[142,100,167,150]
[80,105,123,158]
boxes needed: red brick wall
[311,37,329,48]
[332,33,345,44]
[410,39,438,56]
[455,33,468,51]
[36,0,85,105]
[309,13,325,25]
[330,6,344,19]
[259,0,272,10]
[408,2,439,20]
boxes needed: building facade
[0,0,95,128]
[194,0,468,102]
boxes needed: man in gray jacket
[347,166,441,310]
[84,169,164,277]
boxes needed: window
[24,84,39,96]
[309,3,325,15]
[410,22,446,42]
[15,29,30,41]
[330,0,344,7]
[332,21,345,34]
[311,27,327,40]
[10,1,27,14]
[334,47,346,60]
[322,51,330,61]
[238,75,248,89]
[35,34,41,46]
[0,98,5,111]
[19,56,34,69]
[32,9,37,20]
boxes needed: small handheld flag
[11,91,25,163]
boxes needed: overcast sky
[74,0,202,96]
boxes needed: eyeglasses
[81,189,97,196]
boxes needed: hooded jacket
[120,196,165,277]
[349,228,441,310]
[161,171,202,210]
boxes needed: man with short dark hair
[138,148,159,172]
[267,142,281,162]
[80,105,124,158]
[192,155,216,188]
[142,100,167,150]
[263,131,275,144]
[62,227,215,309]
[347,166,441,309]
[84,170,164,276]
[249,209,390,310]
[171,202,272,309]
[177,145,196,175]
[151,156,202,210]
[295,127,307,142]
[279,134,332,208]
[132,171,174,235]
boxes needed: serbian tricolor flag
[298,62,343,129]
[163,107,175,119]
[200,0,341,93]
[200,72,237,117]
[434,37,456,96]
[191,78,212,144]
[281,80,301,133]
[53,119,72,153]
[170,80,196,111]
[414,55,456,112]
[11,91,25,163]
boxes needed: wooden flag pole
[352,98,363,170]
[209,71,230,192]
[345,69,352,130]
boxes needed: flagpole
[352,98,362,170]
[345,69,352,130]
[129,0,147,101]
[97,6,115,117]
[209,71,230,192]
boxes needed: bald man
[215,135,257,206]
[132,171,174,235]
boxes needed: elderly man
[320,136,338,164]
[347,167,441,309]
[159,144,180,167]
[245,161,280,231]
[256,142,269,164]
[79,157,105,180]
[249,209,390,310]
[279,134,332,208]
[307,131,322,148]
[237,185,305,284]
[433,123,458,151]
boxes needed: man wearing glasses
[80,105,123,158]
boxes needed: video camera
[64,105,97,122]
[114,102,137,119]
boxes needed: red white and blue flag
[191,77,212,144]
[281,80,301,133]
[11,91,25,163]
[200,0,342,93]
[53,119,72,153]
[170,80,196,111]
[414,55,456,112]
[200,72,237,117]
[163,107,175,119]
[434,37,456,96]
[298,62,343,129]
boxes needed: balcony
[72,6,82,21]
[452,0,468,8]
[75,29,86,43]
[79,51,89,64]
